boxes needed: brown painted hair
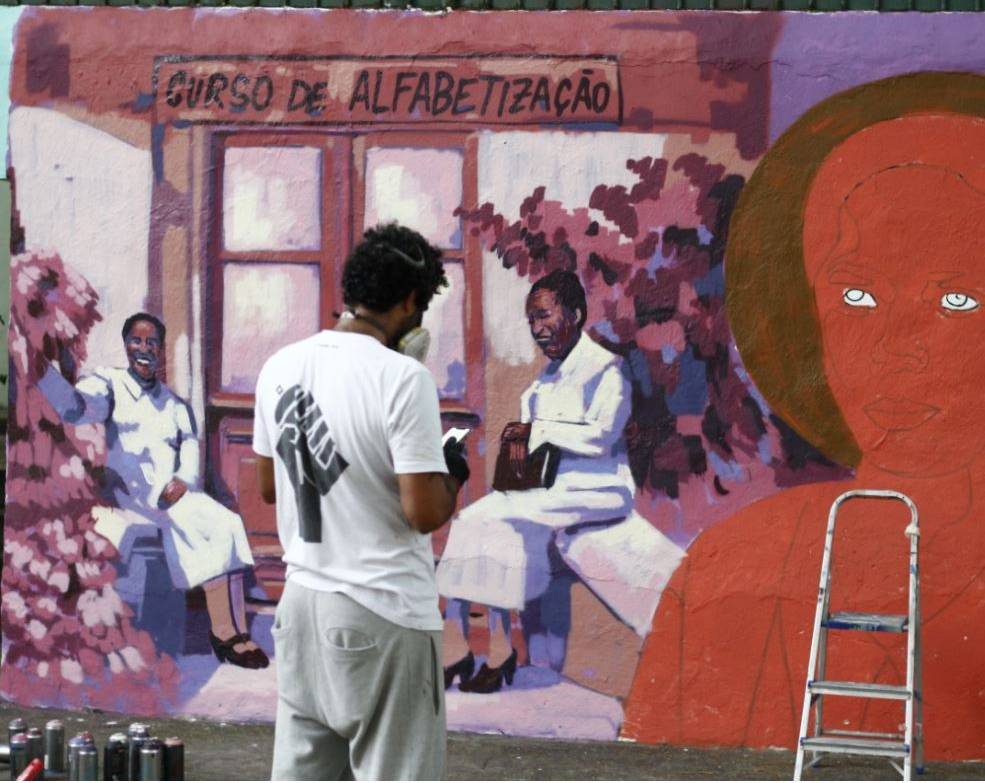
[726,71,985,467]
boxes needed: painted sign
[155,56,622,125]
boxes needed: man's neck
[127,367,159,392]
[335,309,389,346]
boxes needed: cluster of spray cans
[1,718,184,781]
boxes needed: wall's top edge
[0,1,980,11]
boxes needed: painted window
[223,146,322,252]
[364,147,464,250]
[220,261,321,393]
[363,143,467,399]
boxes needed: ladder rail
[794,490,920,782]
[903,498,921,778]
[794,491,843,780]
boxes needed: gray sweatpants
[270,581,446,781]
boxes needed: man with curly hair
[254,223,470,780]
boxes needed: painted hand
[159,478,189,508]
[502,422,531,477]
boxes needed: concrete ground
[2,702,984,780]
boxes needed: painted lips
[863,397,940,431]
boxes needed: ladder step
[801,736,908,758]
[808,680,911,699]
[822,612,908,633]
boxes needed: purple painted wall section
[771,13,985,140]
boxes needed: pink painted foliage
[2,250,179,713]
[458,153,846,503]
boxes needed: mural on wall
[2,7,985,759]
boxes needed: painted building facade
[3,7,985,759]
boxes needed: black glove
[443,439,471,485]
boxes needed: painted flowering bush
[2,250,178,712]
[458,152,844,541]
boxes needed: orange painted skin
[622,115,985,760]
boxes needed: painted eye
[843,288,877,308]
[941,292,979,312]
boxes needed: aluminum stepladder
[793,490,924,781]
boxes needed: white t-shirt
[252,330,448,631]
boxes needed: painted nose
[873,306,930,373]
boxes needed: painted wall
[2,7,985,760]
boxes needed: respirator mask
[397,327,431,363]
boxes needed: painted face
[805,162,985,477]
[124,319,163,382]
[526,288,581,361]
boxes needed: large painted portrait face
[803,115,985,477]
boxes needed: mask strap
[350,311,391,343]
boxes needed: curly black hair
[342,223,447,313]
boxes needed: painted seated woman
[621,73,985,760]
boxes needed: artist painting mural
[3,7,985,758]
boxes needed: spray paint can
[126,725,149,782]
[138,740,162,782]
[102,733,128,782]
[10,734,28,781]
[67,734,95,781]
[44,719,66,776]
[23,730,42,768]
[0,743,10,766]
[7,721,26,749]
[75,747,98,782]
[161,739,183,782]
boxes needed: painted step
[823,612,908,632]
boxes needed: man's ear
[402,290,418,313]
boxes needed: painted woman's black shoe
[458,649,518,694]
[444,652,476,689]
[209,632,270,669]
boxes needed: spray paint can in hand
[10,734,28,781]
[138,740,163,782]
[101,733,128,782]
[6,721,26,750]
[44,719,66,777]
[161,739,183,782]
[126,725,149,782]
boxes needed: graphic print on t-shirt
[274,384,349,543]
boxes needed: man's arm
[37,363,112,425]
[257,456,276,504]
[397,472,461,534]
[389,367,467,534]
[159,401,200,508]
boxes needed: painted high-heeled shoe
[209,632,270,669]
[443,652,476,689]
[458,649,518,694]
